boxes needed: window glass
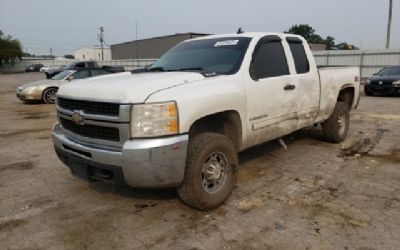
[75,62,86,68]
[376,67,400,76]
[288,42,310,74]
[149,37,252,75]
[91,69,108,77]
[252,41,289,79]
[72,70,91,79]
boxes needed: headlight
[24,86,40,92]
[393,80,400,86]
[131,101,179,138]
[366,79,371,84]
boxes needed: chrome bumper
[52,123,189,188]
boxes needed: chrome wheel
[338,111,347,137]
[43,88,57,104]
[201,152,228,194]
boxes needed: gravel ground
[1,73,399,250]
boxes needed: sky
[0,0,399,56]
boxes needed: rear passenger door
[286,37,320,129]
[244,35,299,146]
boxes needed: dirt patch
[0,128,48,137]
[24,113,50,119]
[0,161,35,171]
[0,219,27,232]
[339,129,388,157]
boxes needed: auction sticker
[214,40,239,47]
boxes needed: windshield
[376,67,400,76]
[149,37,252,75]
[51,70,74,80]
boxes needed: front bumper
[365,84,400,95]
[52,123,189,188]
[16,89,43,101]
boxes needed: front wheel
[322,101,349,143]
[177,133,238,211]
[42,87,58,104]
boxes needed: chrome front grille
[58,97,120,116]
[56,97,130,147]
[60,117,120,142]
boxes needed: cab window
[91,69,109,77]
[287,38,310,74]
[251,38,289,79]
[71,70,91,79]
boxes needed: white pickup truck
[53,32,360,210]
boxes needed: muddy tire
[42,87,58,104]
[322,101,349,143]
[177,132,238,211]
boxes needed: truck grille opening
[60,117,120,142]
[58,98,120,116]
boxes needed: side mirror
[66,76,74,81]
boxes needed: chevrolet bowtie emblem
[71,110,85,125]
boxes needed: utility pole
[135,20,139,59]
[385,0,393,49]
[50,47,53,57]
[99,26,104,60]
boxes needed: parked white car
[17,68,114,103]
[53,32,360,210]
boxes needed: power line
[385,0,393,49]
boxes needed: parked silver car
[16,68,111,104]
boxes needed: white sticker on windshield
[214,40,239,47]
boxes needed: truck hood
[57,72,206,103]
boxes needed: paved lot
[1,73,399,250]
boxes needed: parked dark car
[365,66,400,96]
[25,64,44,72]
[45,61,125,79]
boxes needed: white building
[74,46,111,61]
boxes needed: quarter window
[288,41,310,74]
[251,41,289,79]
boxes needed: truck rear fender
[316,83,356,123]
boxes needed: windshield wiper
[172,67,205,72]
[147,67,166,72]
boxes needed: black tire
[42,87,58,104]
[322,101,349,143]
[177,132,238,211]
[364,86,373,96]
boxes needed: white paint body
[58,32,360,151]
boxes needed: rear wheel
[177,133,238,211]
[42,87,58,104]
[322,101,349,143]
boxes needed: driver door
[244,36,298,146]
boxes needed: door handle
[284,84,296,91]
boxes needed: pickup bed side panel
[315,67,360,123]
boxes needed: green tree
[64,54,75,59]
[325,36,336,50]
[336,42,359,50]
[285,24,325,43]
[0,30,23,65]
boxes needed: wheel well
[338,87,354,109]
[189,111,242,150]
[42,87,58,99]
